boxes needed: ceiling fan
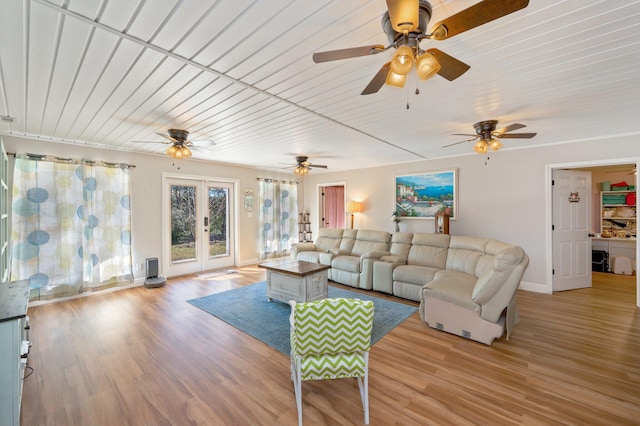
[132,128,215,159]
[289,156,328,175]
[312,0,530,95]
[443,120,537,154]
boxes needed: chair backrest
[290,298,374,356]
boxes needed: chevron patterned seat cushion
[290,298,374,381]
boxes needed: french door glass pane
[170,184,197,262]
[208,186,229,257]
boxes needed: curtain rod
[7,152,136,168]
[257,177,297,184]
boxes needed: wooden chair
[288,298,374,425]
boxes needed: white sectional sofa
[291,228,529,345]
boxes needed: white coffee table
[259,259,330,303]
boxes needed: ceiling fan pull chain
[406,84,410,109]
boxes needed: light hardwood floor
[21,269,640,425]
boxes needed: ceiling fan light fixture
[416,51,441,80]
[489,138,502,151]
[386,0,419,34]
[385,69,407,88]
[294,165,309,176]
[390,45,414,75]
[473,140,489,154]
[181,146,192,158]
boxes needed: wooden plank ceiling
[0,0,639,173]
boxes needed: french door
[163,176,235,277]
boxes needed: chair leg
[358,353,370,424]
[292,359,303,426]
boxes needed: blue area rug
[187,281,417,355]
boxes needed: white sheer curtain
[258,179,298,260]
[11,157,133,300]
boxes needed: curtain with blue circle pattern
[11,158,132,299]
[258,179,298,260]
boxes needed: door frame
[546,159,640,307]
[161,172,239,277]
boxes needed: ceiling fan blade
[451,133,477,137]
[495,123,527,135]
[426,49,470,81]
[308,164,328,169]
[361,62,391,95]
[442,137,478,148]
[386,0,420,33]
[313,45,385,63]
[496,132,537,139]
[190,140,216,147]
[155,132,177,142]
[430,0,530,40]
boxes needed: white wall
[301,136,640,292]
[2,136,293,280]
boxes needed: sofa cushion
[424,270,480,313]
[472,246,525,305]
[407,233,450,268]
[494,246,525,271]
[297,251,320,263]
[338,229,357,253]
[315,228,344,251]
[393,264,441,285]
[351,230,391,256]
[331,255,361,273]
[445,236,490,275]
[318,252,335,266]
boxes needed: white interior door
[163,177,234,277]
[552,169,592,291]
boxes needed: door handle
[204,217,209,226]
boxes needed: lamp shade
[166,145,178,157]
[489,139,502,151]
[474,140,489,154]
[346,201,362,213]
[416,51,441,80]
[390,45,414,75]
[385,70,407,88]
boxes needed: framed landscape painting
[395,169,457,220]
